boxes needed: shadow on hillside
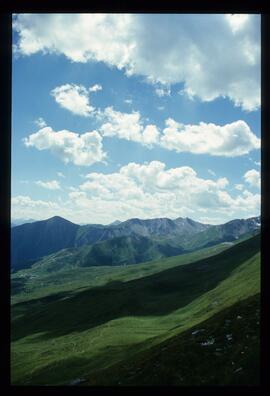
[11,235,260,341]
[85,293,260,386]
[12,355,93,386]
[12,336,155,386]
[12,294,260,386]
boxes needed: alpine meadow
[11,14,261,386]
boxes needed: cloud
[208,169,216,177]
[13,14,260,111]
[235,184,244,191]
[35,180,61,190]
[57,172,65,178]
[35,117,47,128]
[99,107,160,147]
[12,195,58,208]
[244,169,260,188]
[97,107,259,157]
[89,84,102,92]
[254,160,261,166]
[160,119,260,157]
[23,126,106,166]
[11,162,260,225]
[124,99,133,105]
[51,84,94,116]
[72,161,259,224]
[11,195,60,220]
[225,14,250,34]
[155,86,171,97]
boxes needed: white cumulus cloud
[235,184,244,191]
[23,126,106,166]
[35,117,47,128]
[155,86,171,97]
[160,119,260,157]
[244,169,261,188]
[89,84,102,92]
[35,180,61,190]
[11,162,260,225]
[11,195,60,220]
[13,13,260,111]
[72,161,259,224]
[99,107,160,147]
[51,84,94,117]
[97,108,259,157]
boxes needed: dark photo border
[0,2,269,394]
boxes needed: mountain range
[11,218,36,227]
[11,215,260,271]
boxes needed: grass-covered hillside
[11,234,260,386]
[86,293,260,386]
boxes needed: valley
[11,227,260,386]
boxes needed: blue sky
[11,14,261,225]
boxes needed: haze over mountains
[11,215,260,271]
[11,218,36,227]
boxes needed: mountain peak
[46,216,77,225]
[110,220,122,226]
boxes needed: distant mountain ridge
[30,234,187,273]
[11,216,79,270]
[11,214,260,271]
[182,216,261,251]
[11,218,36,227]
[74,216,212,248]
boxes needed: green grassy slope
[11,242,230,304]
[86,293,260,386]
[11,235,260,386]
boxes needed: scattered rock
[201,337,215,346]
[234,367,243,373]
[192,329,205,336]
[226,334,233,341]
[68,378,86,386]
